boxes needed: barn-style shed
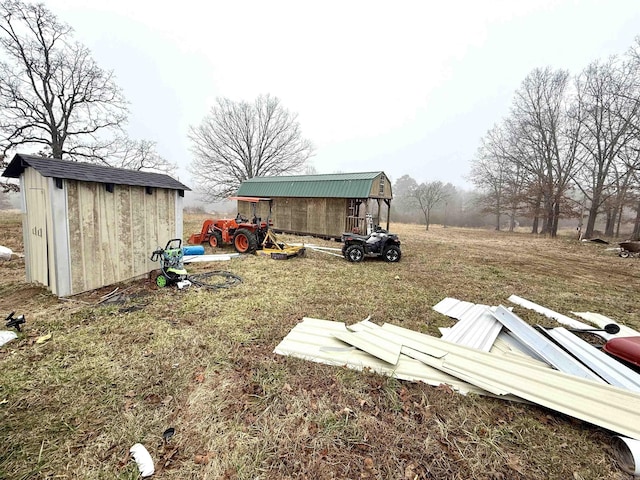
[2,154,189,296]
[235,171,393,239]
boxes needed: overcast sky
[43,0,640,192]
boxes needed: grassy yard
[1,211,639,479]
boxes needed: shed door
[27,188,49,285]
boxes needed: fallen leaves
[35,333,51,344]
[194,452,214,465]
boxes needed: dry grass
[0,211,638,479]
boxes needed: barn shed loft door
[27,188,49,286]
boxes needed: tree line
[0,1,313,198]
[469,39,640,239]
[2,1,638,242]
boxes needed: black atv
[341,227,401,263]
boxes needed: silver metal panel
[491,306,603,382]
[490,336,551,368]
[432,297,477,319]
[273,318,487,395]
[500,331,547,363]
[508,294,613,339]
[441,306,503,351]
[379,322,640,441]
[332,329,401,365]
[543,327,640,392]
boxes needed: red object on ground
[603,337,640,367]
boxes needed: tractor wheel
[382,245,401,262]
[156,274,168,288]
[345,244,365,262]
[209,231,223,248]
[233,228,258,254]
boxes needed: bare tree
[0,1,129,160]
[304,164,318,175]
[410,180,449,231]
[0,154,17,193]
[107,137,177,175]
[573,56,640,238]
[509,67,581,237]
[470,123,528,231]
[392,174,420,222]
[189,94,314,201]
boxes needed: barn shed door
[26,188,49,286]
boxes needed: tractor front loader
[187,197,272,254]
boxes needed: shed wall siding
[67,181,177,294]
[239,197,348,237]
[23,168,50,287]
[324,198,347,236]
[48,177,70,296]
[291,198,308,233]
[368,173,392,199]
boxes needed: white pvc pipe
[130,443,154,477]
[613,436,640,476]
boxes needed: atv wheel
[156,274,168,288]
[233,228,258,253]
[345,244,365,262]
[620,250,630,258]
[209,231,223,248]
[382,245,401,262]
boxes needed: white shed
[2,154,190,296]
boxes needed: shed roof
[236,171,388,198]
[2,153,190,191]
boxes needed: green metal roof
[236,172,387,198]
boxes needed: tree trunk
[584,192,601,238]
[615,201,624,238]
[532,216,539,234]
[633,200,640,240]
[550,202,560,238]
[605,206,615,237]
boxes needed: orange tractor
[187,197,273,254]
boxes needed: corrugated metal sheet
[508,295,613,338]
[236,172,390,199]
[378,322,640,440]
[541,327,640,392]
[432,297,477,318]
[491,334,551,368]
[491,306,604,381]
[273,317,489,395]
[500,332,547,363]
[332,329,402,365]
[441,305,503,351]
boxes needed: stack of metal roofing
[274,295,640,468]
